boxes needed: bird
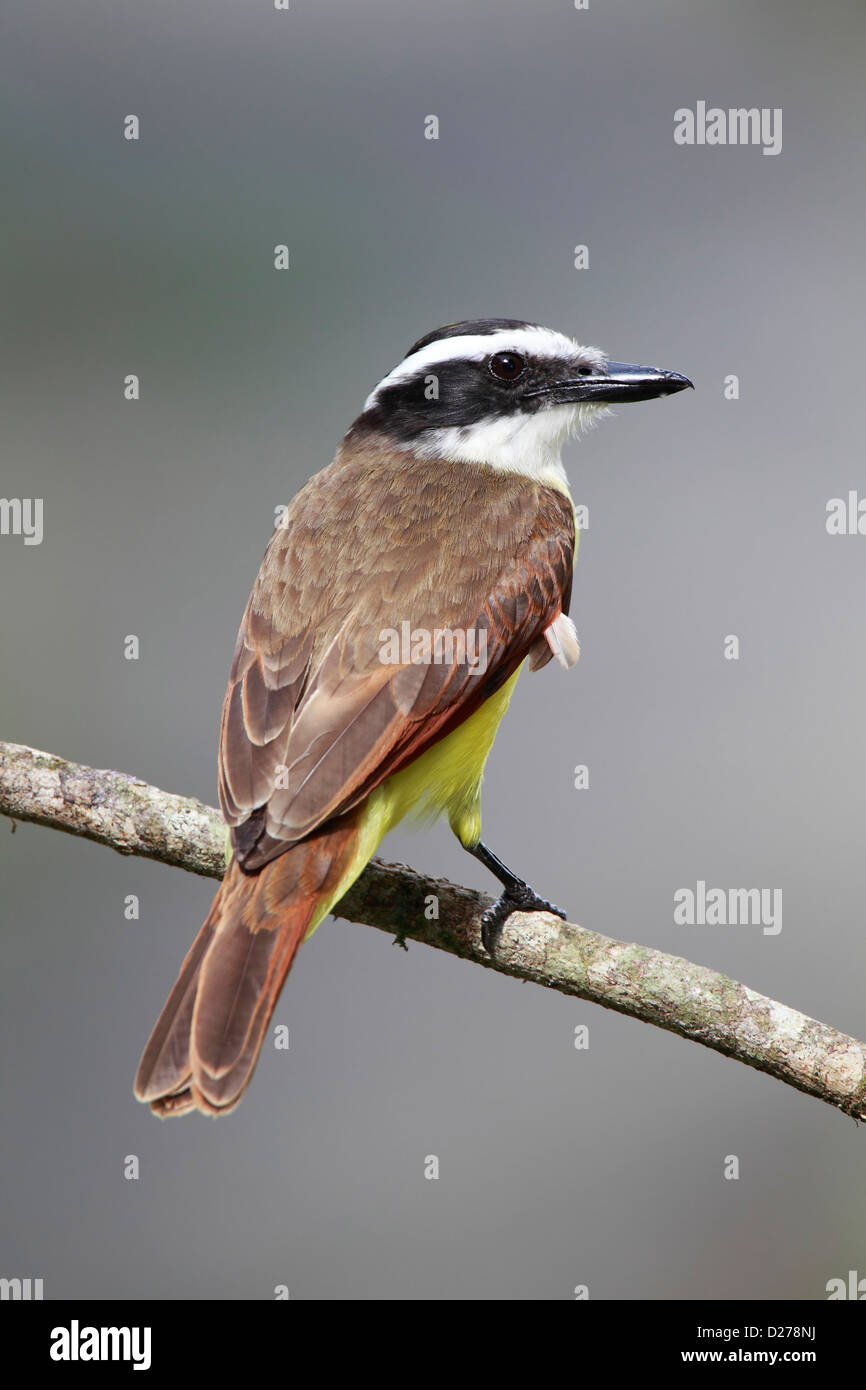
[134,318,692,1117]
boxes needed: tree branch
[2,739,864,1121]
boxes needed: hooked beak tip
[661,371,694,394]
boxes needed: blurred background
[2,0,865,1300]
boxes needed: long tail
[134,812,363,1118]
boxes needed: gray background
[2,0,865,1300]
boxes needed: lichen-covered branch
[2,739,865,1121]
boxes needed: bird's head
[355,318,692,485]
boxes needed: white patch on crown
[365,326,599,410]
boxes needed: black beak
[525,361,694,405]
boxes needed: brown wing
[218,438,574,871]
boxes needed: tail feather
[133,914,216,1105]
[134,813,363,1118]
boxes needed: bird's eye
[488,351,526,382]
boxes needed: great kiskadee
[134,318,692,1117]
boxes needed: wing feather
[217,445,575,870]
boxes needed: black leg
[465,841,566,954]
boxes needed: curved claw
[480,884,567,955]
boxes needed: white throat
[405,402,610,490]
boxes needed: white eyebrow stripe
[363,326,584,410]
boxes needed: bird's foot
[480,883,566,955]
